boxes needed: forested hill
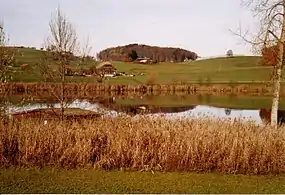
[97,44,198,62]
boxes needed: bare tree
[0,22,15,83]
[236,0,285,127]
[41,7,78,121]
[76,36,93,76]
[0,21,16,117]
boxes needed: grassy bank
[1,168,285,193]
[1,117,285,174]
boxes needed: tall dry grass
[1,117,285,174]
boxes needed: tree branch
[268,29,280,40]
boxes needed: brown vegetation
[262,46,279,66]
[259,109,285,125]
[0,82,282,98]
[1,117,285,174]
[260,45,285,67]
[98,43,198,63]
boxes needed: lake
[4,94,285,125]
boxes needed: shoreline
[0,82,282,97]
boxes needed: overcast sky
[1,0,258,57]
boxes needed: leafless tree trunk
[42,7,78,121]
[77,36,92,70]
[236,0,285,127]
[0,21,16,118]
[0,22,14,83]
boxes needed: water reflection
[102,104,197,115]
[259,109,285,125]
[224,108,231,116]
[6,99,273,125]
[4,92,285,125]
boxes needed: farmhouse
[132,57,156,64]
[137,57,152,64]
[96,61,117,77]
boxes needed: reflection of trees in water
[205,94,211,104]
[224,108,231,116]
[259,109,285,125]
[229,93,237,101]
[101,104,197,115]
[196,94,211,104]
[197,94,203,103]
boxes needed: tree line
[97,43,198,63]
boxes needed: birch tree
[239,0,285,126]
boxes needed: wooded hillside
[98,44,198,63]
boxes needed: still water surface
[7,99,267,125]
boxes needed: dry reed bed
[0,82,278,96]
[1,117,285,174]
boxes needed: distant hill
[98,43,198,63]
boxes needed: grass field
[10,48,279,84]
[110,56,273,84]
[1,168,285,194]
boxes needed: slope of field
[109,56,274,84]
[11,47,97,82]
[9,48,276,84]
[13,47,95,68]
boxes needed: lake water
[6,97,278,125]
[3,93,285,125]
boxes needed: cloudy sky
[1,0,258,57]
